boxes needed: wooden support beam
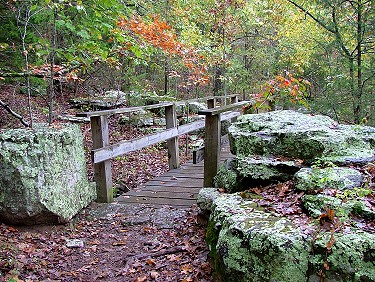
[77,102,174,118]
[207,98,216,109]
[91,112,239,164]
[230,96,239,122]
[165,104,179,169]
[203,114,221,187]
[193,147,205,164]
[91,116,113,203]
[199,100,250,116]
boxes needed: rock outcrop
[199,110,375,281]
[0,124,96,225]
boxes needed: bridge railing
[77,94,251,203]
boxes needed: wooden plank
[203,114,221,187]
[92,111,237,164]
[165,104,179,169]
[193,135,229,164]
[124,190,198,199]
[137,187,202,193]
[114,143,234,209]
[78,95,241,118]
[141,181,203,188]
[92,119,204,163]
[207,98,216,109]
[193,147,205,164]
[91,116,113,203]
[77,102,174,117]
[199,100,251,116]
[161,169,204,176]
[117,196,196,207]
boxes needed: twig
[122,245,187,272]
[0,98,29,127]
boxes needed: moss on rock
[0,124,96,225]
[229,110,375,164]
[199,189,375,282]
[295,167,364,192]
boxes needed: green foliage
[336,187,372,201]
[0,0,373,126]
[252,71,311,111]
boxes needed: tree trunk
[354,0,363,124]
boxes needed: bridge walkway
[116,144,232,208]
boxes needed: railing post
[203,113,221,187]
[91,116,113,203]
[165,104,179,169]
[207,98,216,109]
[231,95,238,104]
[231,95,239,122]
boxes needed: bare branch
[286,0,335,33]
[0,99,30,127]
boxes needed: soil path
[1,201,214,282]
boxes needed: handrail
[77,94,247,203]
[92,111,239,164]
[77,102,173,118]
[198,101,250,116]
[76,94,241,117]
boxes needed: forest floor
[0,84,215,282]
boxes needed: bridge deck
[116,144,233,208]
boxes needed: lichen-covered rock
[295,167,364,192]
[302,194,375,219]
[0,124,96,225]
[198,188,375,282]
[228,110,375,164]
[214,156,301,192]
[176,101,207,116]
[69,90,127,109]
[118,109,155,127]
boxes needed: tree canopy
[0,0,374,125]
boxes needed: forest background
[0,0,374,127]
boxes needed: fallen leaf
[326,233,336,252]
[319,208,335,225]
[167,254,181,262]
[250,187,262,195]
[7,226,18,233]
[180,264,193,275]
[134,275,147,282]
[146,258,156,265]
[150,271,159,279]
[112,240,127,246]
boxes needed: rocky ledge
[198,110,375,282]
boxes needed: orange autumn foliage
[117,15,208,86]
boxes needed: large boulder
[294,167,364,192]
[0,124,96,225]
[69,90,127,109]
[228,110,375,165]
[201,110,375,281]
[198,188,375,282]
[214,156,302,193]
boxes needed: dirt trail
[0,202,214,282]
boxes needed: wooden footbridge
[78,95,250,207]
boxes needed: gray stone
[118,109,154,127]
[198,188,375,282]
[302,194,375,219]
[176,101,207,116]
[0,124,96,225]
[295,167,364,192]
[202,111,375,281]
[228,110,375,164]
[66,239,84,248]
[214,156,302,192]
[69,90,127,109]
